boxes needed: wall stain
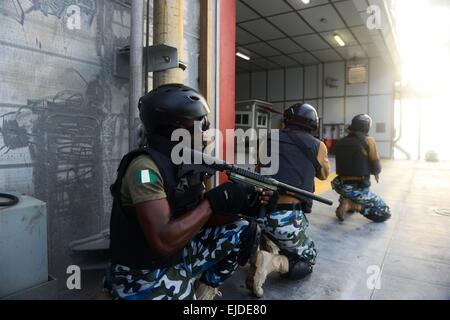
[25,209,43,234]
[12,0,97,26]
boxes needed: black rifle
[187,148,333,218]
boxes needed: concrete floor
[59,159,450,300]
[218,160,450,300]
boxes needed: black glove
[264,190,279,214]
[205,182,256,215]
[244,190,279,218]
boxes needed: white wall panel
[236,58,394,158]
[236,73,250,101]
[345,96,368,124]
[305,65,319,98]
[285,67,303,100]
[268,69,284,101]
[251,71,267,101]
[318,64,323,96]
[376,141,391,159]
[324,62,345,97]
[369,94,393,141]
[369,58,394,95]
[347,82,369,96]
[323,98,345,124]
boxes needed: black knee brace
[286,259,313,280]
[237,219,261,266]
[366,212,391,223]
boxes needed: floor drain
[434,209,450,217]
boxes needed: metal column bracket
[114,44,186,79]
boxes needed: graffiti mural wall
[0,0,131,284]
[0,0,201,289]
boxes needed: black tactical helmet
[139,83,210,134]
[349,114,372,134]
[284,103,319,131]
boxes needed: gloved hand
[261,189,279,213]
[242,189,279,218]
[204,182,256,215]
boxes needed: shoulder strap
[361,137,370,155]
[350,133,370,155]
[285,130,322,173]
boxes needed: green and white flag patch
[135,169,158,184]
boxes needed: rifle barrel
[185,148,333,206]
[272,179,333,206]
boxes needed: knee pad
[285,259,313,280]
[237,219,261,266]
[366,212,391,223]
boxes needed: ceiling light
[334,34,345,47]
[301,0,310,4]
[236,52,250,61]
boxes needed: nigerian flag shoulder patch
[135,169,158,184]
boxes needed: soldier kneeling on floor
[97,84,276,300]
[332,114,391,223]
[246,103,330,298]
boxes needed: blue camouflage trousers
[257,208,317,266]
[331,176,391,222]
[104,219,249,300]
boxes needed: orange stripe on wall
[218,0,236,183]
[314,172,337,195]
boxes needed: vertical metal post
[153,0,185,87]
[145,0,150,93]
[200,0,213,103]
[129,0,144,150]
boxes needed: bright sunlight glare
[391,0,450,160]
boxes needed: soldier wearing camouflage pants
[331,177,391,222]
[247,103,330,298]
[105,220,249,300]
[103,85,275,300]
[332,114,391,223]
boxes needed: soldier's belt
[275,203,303,212]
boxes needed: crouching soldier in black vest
[332,114,391,222]
[103,84,274,300]
[246,103,330,298]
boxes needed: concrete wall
[0,0,201,288]
[236,58,395,158]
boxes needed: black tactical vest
[267,128,321,212]
[335,132,371,177]
[109,135,209,270]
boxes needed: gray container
[0,194,48,298]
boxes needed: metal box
[0,194,48,298]
[1,276,57,300]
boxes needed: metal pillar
[129,0,144,150]
[153,0,185,87]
